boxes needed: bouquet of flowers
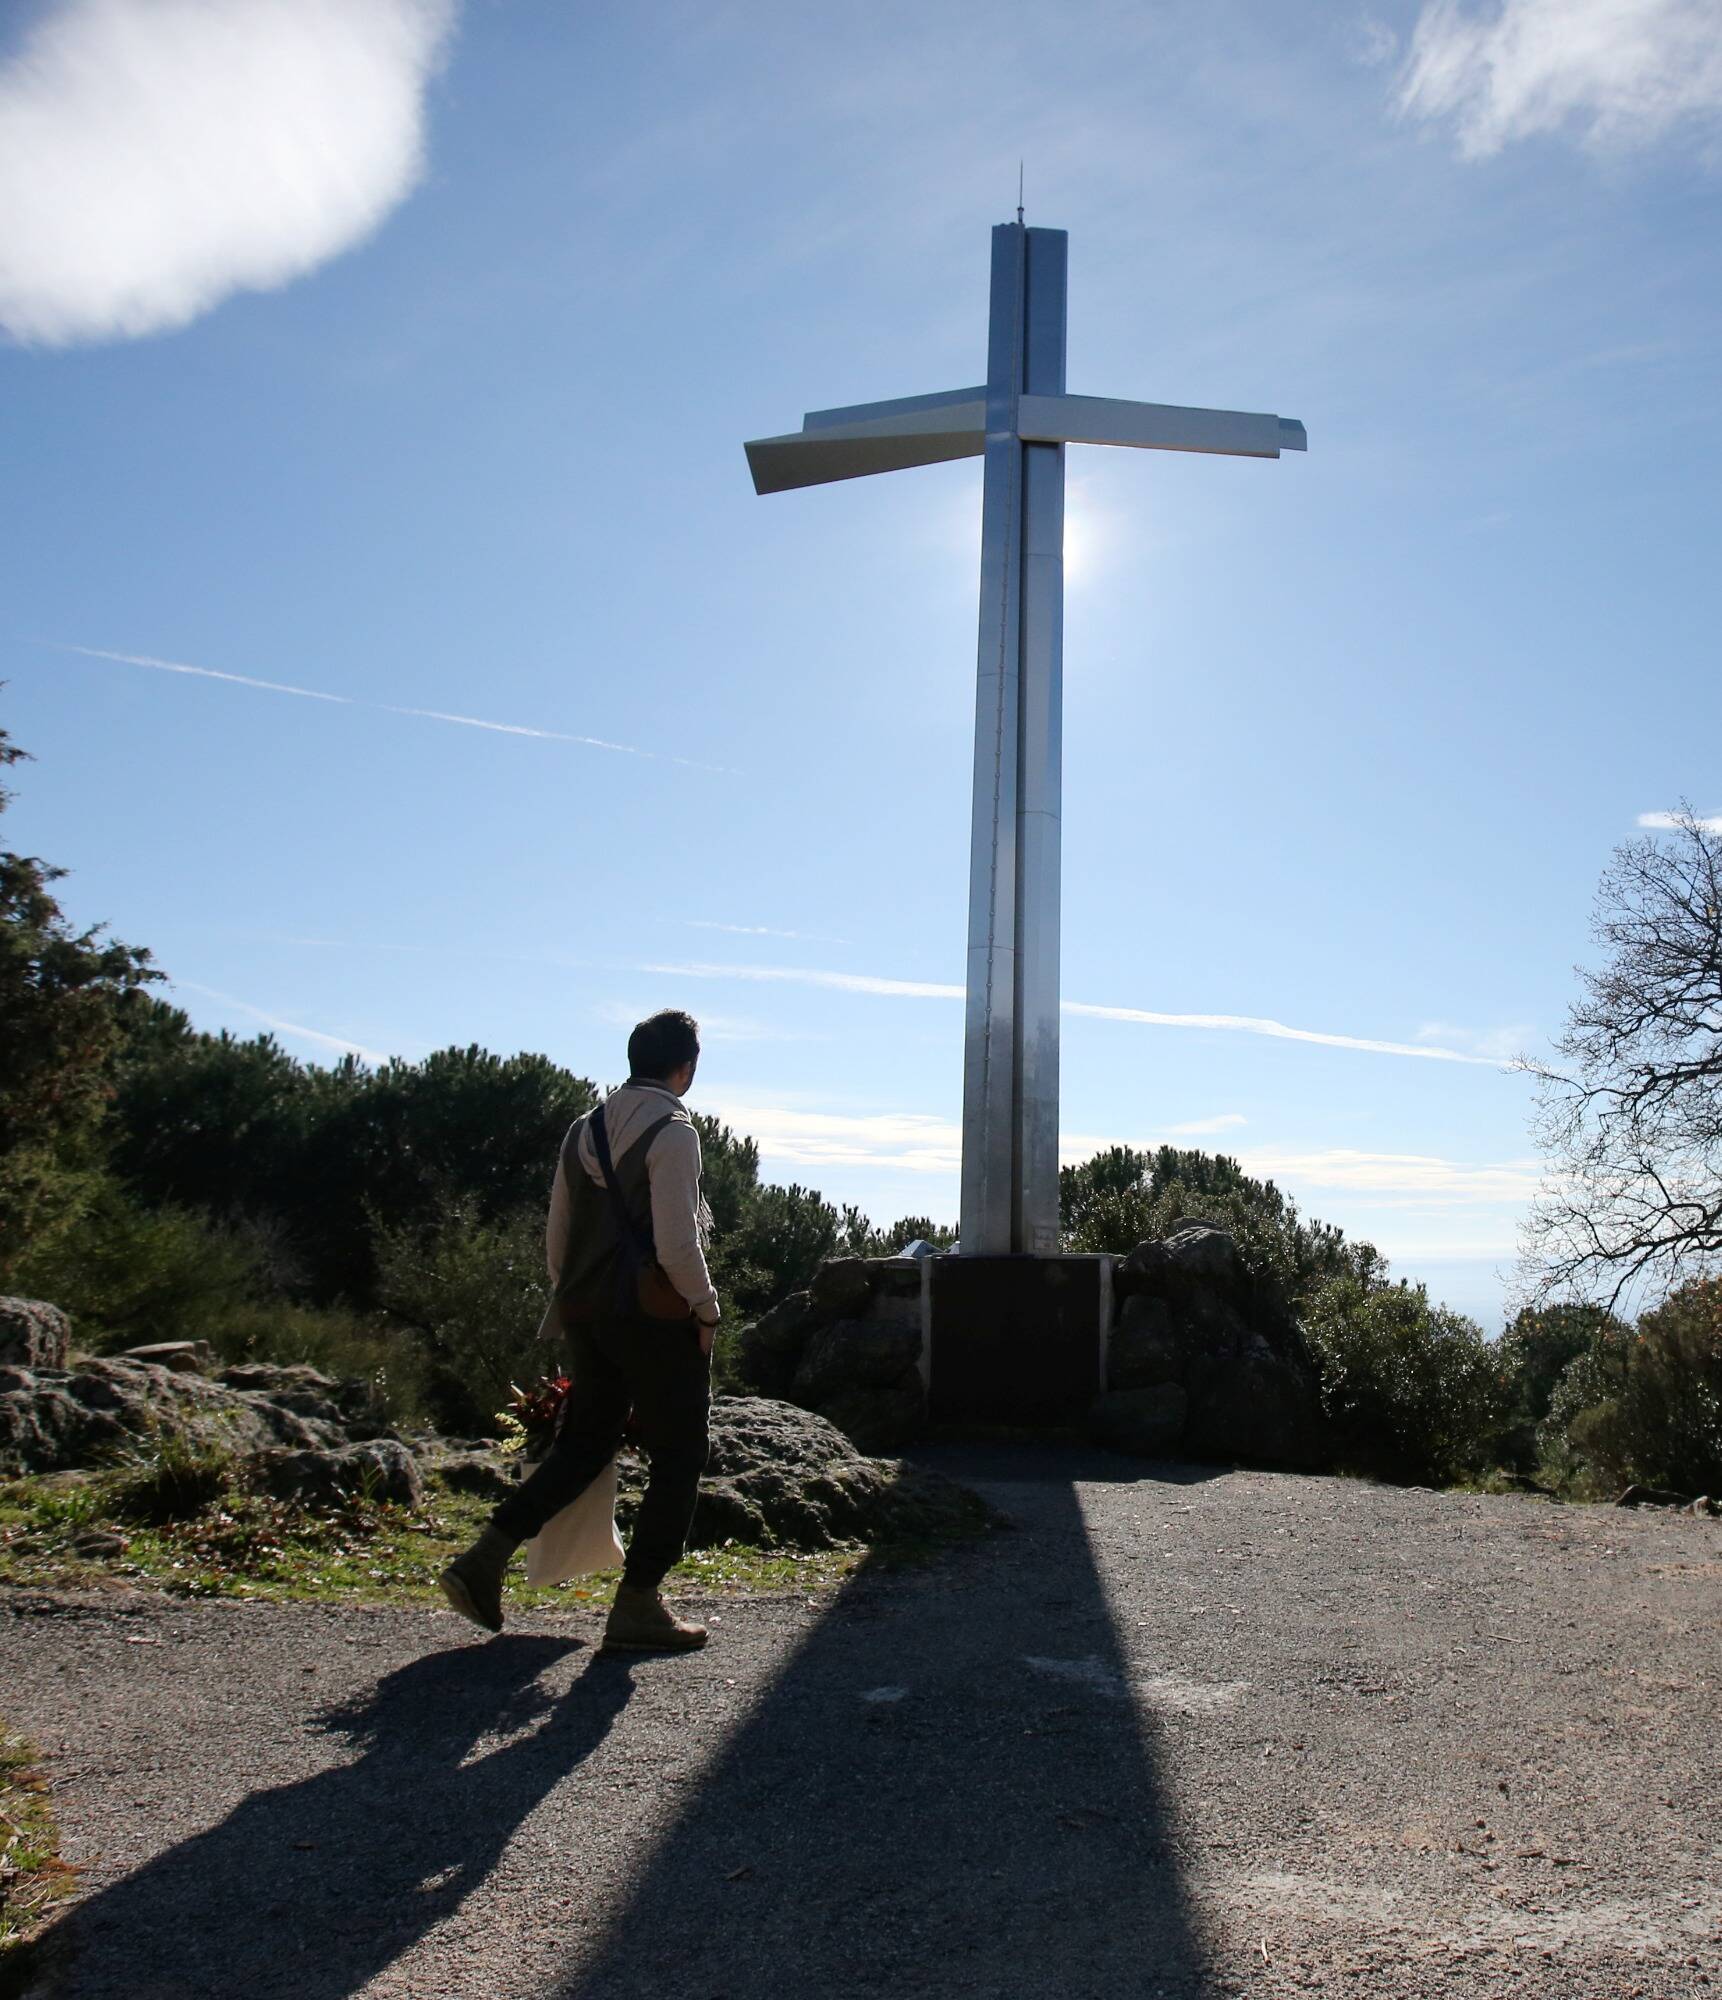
[497,1372,572,1462]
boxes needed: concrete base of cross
[925,1254,1112,1429]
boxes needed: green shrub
[0,721,157,1280]
[831,1208,956,1258]
[373,1198,552,1434]
[205,1300,431,1429]
[111,1432,235,1525]
[1061,1146,1382,1303]
[23,1481,102,1534]
[1496,1303,1630,1470]
[709,1182,840,1320]
[1541,1279,1722,1496]
[1303,1275,1507,1484]
[9,1179,260,1351]
[109,1019,599,1307]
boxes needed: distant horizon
[121,970,1522,1333]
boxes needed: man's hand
[696,1317,717,1357]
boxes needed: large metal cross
[745,221,1306,1257]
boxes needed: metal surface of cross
[745,222,1306,1256]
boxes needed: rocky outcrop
[416,1440,517,1497]
[0,1355,388,1478]
[119,1342,214,1374]
[1091,1224,1329,1468]
[1088,1382,1188,1457]
[614,1396,987,1553]
[732,1260,928,1450]
[0,1297,71,1371]
[246,1440,424,1510]
[0,1349,985,1550]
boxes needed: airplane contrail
[54,644,737,773]
[643,961,1512,1066]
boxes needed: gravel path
[3,1446,1720,1999]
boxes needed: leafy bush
[209,1301,432,1429]
[0,721,155,1276]
[23,1480,102,1534]
[1303,1275,1507,1484]
[1537,1329,1630,1494]
[1613,1279,1722,1490]
[1496,1303,1629,1471]
[1061,1146,1382,1303]
[108,1006,599,1306]
[708,1181,840,1321]
[9,1179,261,1351]
[299,1047,597,1301]
[373,1198,552,1434]
[1540,1279,1722,1496]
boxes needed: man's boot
[603,1583,707,1653]
[438,1525,519,1635]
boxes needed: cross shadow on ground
[562,1446,1212,1999]
[26,1635,637,2000]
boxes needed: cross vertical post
[963,223,1067,1255]
[742,221,1304,1279]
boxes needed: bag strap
[589,1103,674,1265]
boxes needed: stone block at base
[928,1256,1105,1428]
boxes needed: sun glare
[1062,477,1108,587]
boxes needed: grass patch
[0,1472,876,1610]
[0,1729,74,1967]
[108,1434,237,1527]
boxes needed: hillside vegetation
[4,714,1718,1496]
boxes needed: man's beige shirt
[544,1081,719,1322]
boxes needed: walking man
[440,1009,720,1651]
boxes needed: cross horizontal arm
[745,387,1307,493]
[802,385,988,431]
[1018,392,1306,458]
[745,386,986,494]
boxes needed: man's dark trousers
[490,1313,711,1590]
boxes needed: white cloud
[1638,808,1722,832]
[1235,1147,1543,1206]
[1057,1132,1538,1203]
[1059,1122,1245,1162]
[688,920,854,946]
[1064,1000,1507,1067]
[700,1090,1539,1257]
[55,644,734,771]
[644,960,966,1001]
[655,960,1514,1067]
[1166,1112,1249,1137]
[1399,0,1722,159]
[0,0,455,346]
[174,980,390,1062]
[591,1001,823,1047]
[1413,1019,1533,1061]
[700,1098,963,1177]
[1351,15,1402,69]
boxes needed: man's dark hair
[628,1009,701,1082]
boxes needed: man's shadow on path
[30,1635,636,2000]
[33,1449,1214,2000]
[561,1446,1213,1999]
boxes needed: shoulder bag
[589,1104,694,1322]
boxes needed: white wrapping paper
[522,1457,625,1585]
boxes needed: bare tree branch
[1519,807,1722,1312]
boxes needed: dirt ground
[3,1445,1719,1999]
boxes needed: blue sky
[4,0,1720,1328]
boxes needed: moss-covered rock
[616,1396,985,1553]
